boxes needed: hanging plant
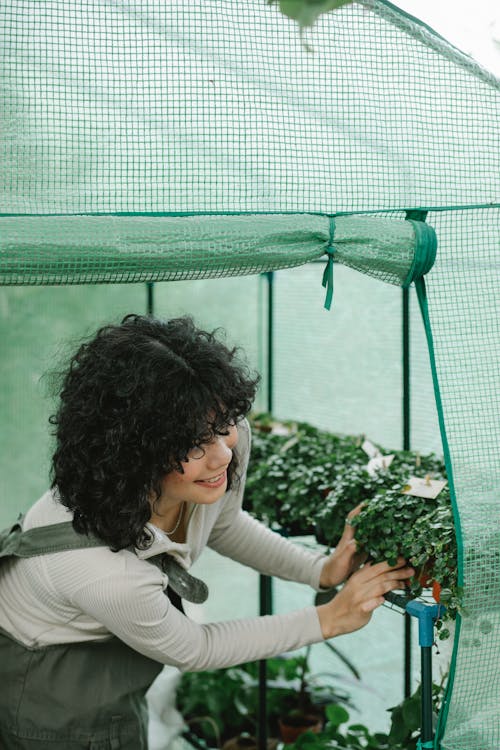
[347,485,459,633]
[245,415,460,631]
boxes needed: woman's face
[158,423,239,509]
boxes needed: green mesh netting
[1,2,499,748]
[0,214,435,290]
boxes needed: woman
[0,314,413,749]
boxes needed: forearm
[208,509,327,590]
[73,569,324,671]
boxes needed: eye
[186,445,206,460]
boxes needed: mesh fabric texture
[0,214,434,286]
[0,2,499,747]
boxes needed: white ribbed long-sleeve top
[0,420,327,671]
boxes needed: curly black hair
[49,314,260,551]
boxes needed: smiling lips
[194,470,227,489]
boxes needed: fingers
[362,577,411,612]
[356,557,413,581]
[345,560,414,608]
[346,503,364,521]
[354,571,413,617]
[319,557,413,638]
[340,522,356,543]
[341,504,365,545]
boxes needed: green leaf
[388,705,407,743]
[278,0,354,28]
[325,702,349,726]
[401,693,421,731]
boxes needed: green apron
[0,517,190,750]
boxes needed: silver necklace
[164,503,185,536]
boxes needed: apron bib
[0,517,186,749]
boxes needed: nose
[205,436,232,468]
[205,427,238,468]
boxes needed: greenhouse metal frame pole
[258,272,275,750]
[146,281,154,316]
[403,284,412,698]
[403,209,428,698]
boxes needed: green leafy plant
[245,414,362,536]
[343,484,459,630]
[315,450,444,546]
[283,702,393,749]
[385,679,445,750]
[176,647,359,747]
[176,666,256,745]
[245,415,460,631]
[283,679,446,750]
[264,645,357,730]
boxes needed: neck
[151,501,185,535]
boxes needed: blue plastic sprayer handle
[406,600,446,647]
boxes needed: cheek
[161,466,197,493]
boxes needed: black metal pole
[402,285,412,698]
[266,272,274,413]
[402,287,410,451]
[258,577,273,750]
[402,209,428,699]
[258,272,275,750]
[421,646,434,744]
[146,281,154,316]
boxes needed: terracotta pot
[416,558,437,589]
[415,560,442,602]
[278,713,323,744]
[432,580,442,603]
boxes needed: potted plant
[176,647,360,748]
[176,665,257,746]
[258,645,358,743]
[336,483,459,634]
[282,702,393,749]
[282,678,446,750]
[245,415,460,633]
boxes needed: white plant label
[403,475,447,500]
[361,439,380,459]
[366,454,395,477]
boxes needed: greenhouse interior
[0,1,499,749]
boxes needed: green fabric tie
[322,217,336,310]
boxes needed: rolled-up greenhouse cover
[0,214,436,292]
[0,1,499,747]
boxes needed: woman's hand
[319,504,366,588]
[316,558,415,639]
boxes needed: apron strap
[148,553,209,604]
[1,516,209,604]
[0,517,104,559]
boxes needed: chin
[194,485,228,504]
